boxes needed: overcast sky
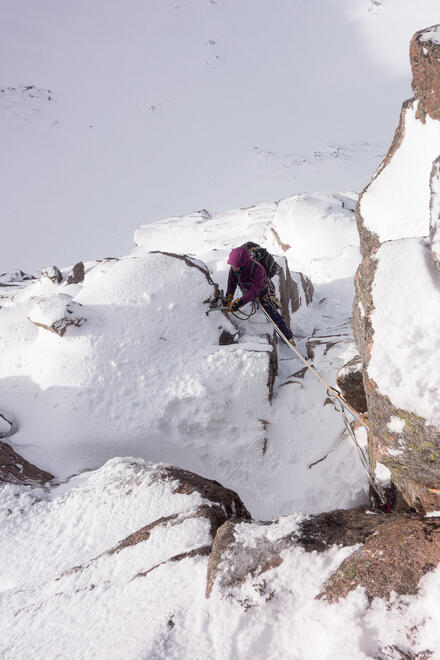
[1,0,439,273]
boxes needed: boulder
[28,294,86,337]
[336,355,367,414]
[0,440,53,485]
[66,261,85,285]
[41,265,63,284]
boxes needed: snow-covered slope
[0,193,365,520]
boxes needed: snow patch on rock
[360,102,440,242]
[369,238,440,427]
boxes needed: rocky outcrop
[28,294,86,336]
[59,461,250,582]
[277,257,313,331]
[353,26,440,513]
[152,465,251,521]
[66,261,85,285]
[0,440,53,485]
[320,515,440,603]
[0,269,36,285]
[410,25,440,122]
[336,355,367,414]
[41,265,63,284]
[207,506,440,604]
[206,507,392,597]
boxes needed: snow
[0,413,11,437]
[2,0,440,274]
[430,158,440,265]
[0,195,368,519]
[360,102,440,243]
[374,461,392,486]
[2,3,440,655]
[369,238,440,427]
[2,462,440,659]
[134,193,361,285]
[419,25,440,44]
[27,293,84,331]
[388,416,406,433]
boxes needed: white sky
[1,0,439,273]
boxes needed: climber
[225,246,296,346]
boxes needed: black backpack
[242,242,279,279]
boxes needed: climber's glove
[231,298,243,312]
[225,293,233,308]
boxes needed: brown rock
[206,506,393,598]
[336,355,367,414]
[153,465,251,521]
[59,463,249,582]
[66,261,85,285]
[296,506,391,552]
[320,515,440,603]
[410,25,440,122]
[28,296,86,337]
[0,440,53,485]
[277,257,314,330]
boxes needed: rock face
[66,261,85,285]
[410,25,440,122]
[206,508,386,597]
[353,26,440,514]
[336,356,367,414]
[276,256,314,330]
[206,505,440,603]
[0,440,53,485]
[321,515,440,603]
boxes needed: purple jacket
[227,246,266,305]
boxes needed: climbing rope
[257,303,393,510]
[329,390,390,509]
[257,303,370,431]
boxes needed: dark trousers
[259,299,293,340]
